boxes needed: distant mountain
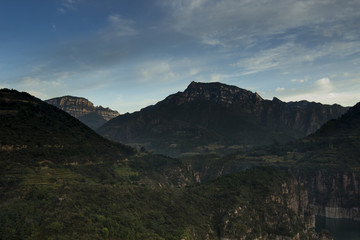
[97,81,347,157]
[45,96,119,130]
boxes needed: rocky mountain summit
[166,81,263,105]
[46,96,119,130]
[98,81,347,156]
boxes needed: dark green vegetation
[0,89,330,239]
[97,81,346,157]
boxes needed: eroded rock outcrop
[46,96,119,129]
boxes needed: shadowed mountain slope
[310,102,360,138]
[0,89,133,164]
[184,102,360,222]
[98,81,347,157]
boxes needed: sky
[1,0,360,113]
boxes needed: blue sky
[1,0,360,113]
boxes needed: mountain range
[45,96,119,130]
[2,88,351,239]
[97,81,347,157]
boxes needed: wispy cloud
[22,76,62,87]
[58,0,79,14]
[231,39,360,75]
[159,0,360,47]
[231,43,296,75]
[291,78,307,84]
[139,61,176,82]
[105,14,138,38]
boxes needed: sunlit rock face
[46,96,119,129]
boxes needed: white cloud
[275,77,360,106]
[140,61,176,82]
[189,68,200,76]
[276,87,285,92]
[316,77,333,92]
[201,34,223,46]
[291,78,307,83]
[210,74,224,82]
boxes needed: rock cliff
[299,102,360,220]
[208,168,329,240]
[46,96,119,130]
[298,170,360,220]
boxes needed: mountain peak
[169,81,263,105]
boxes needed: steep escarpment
[98,81,346,157]
[46,96,119,129]
[299,170,360,220]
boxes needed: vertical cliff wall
[297,170,360,220]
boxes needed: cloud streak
[105,14,138,38]
[58,0,80,13]
[160,0,360,46]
